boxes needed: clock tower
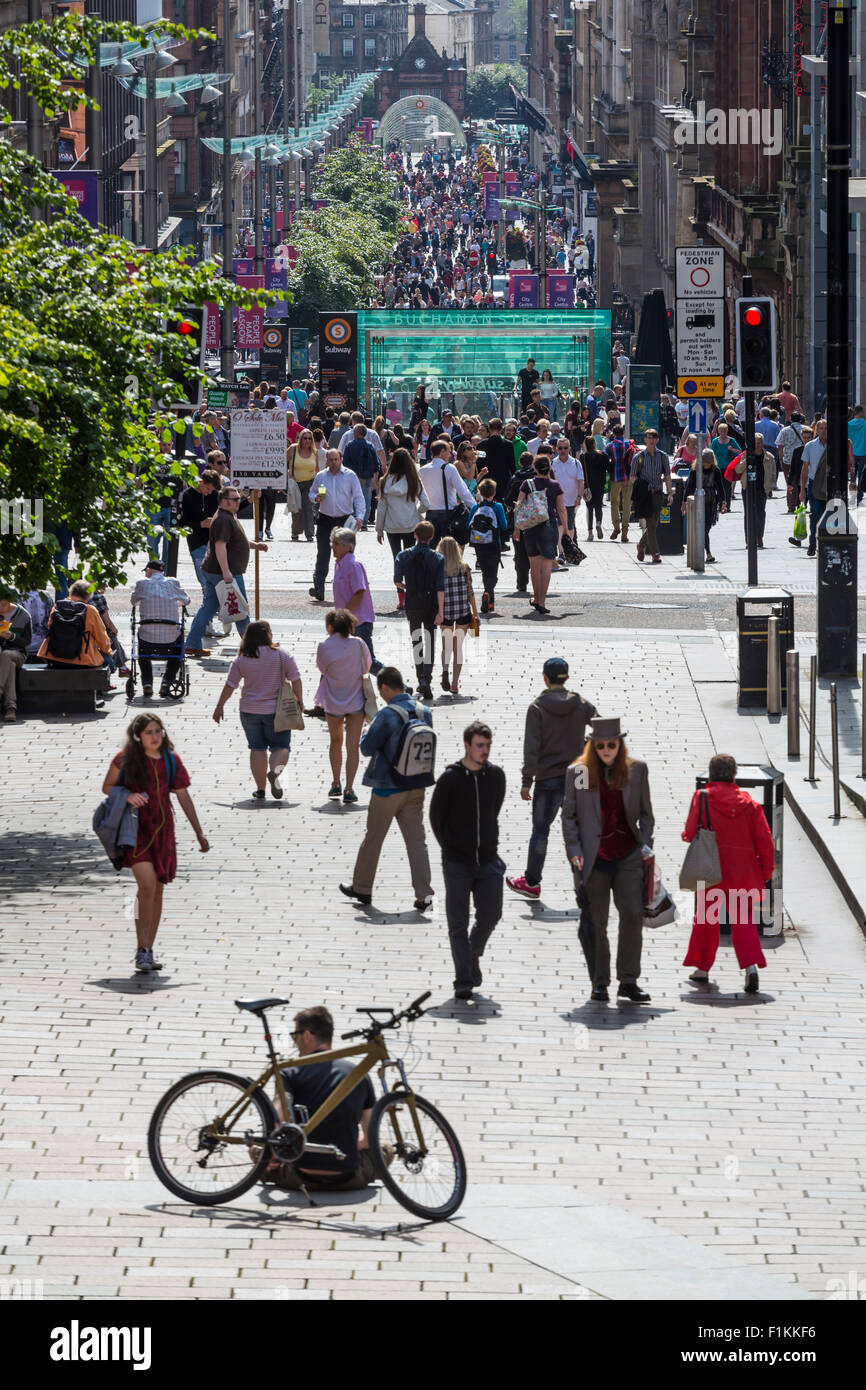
[375,3,466,120]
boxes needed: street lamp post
[221,0,235,383]
[253,0,263,277]
[143,50,158,251]
[85,16,104,227]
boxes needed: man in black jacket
[393,520,445,701]
[429,721,506,1000]
[479,417,517,494]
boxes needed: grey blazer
[561,758,654,877]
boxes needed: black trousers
[513,533,529,589]
[405,605,438,685]
[313,512,348,592]
[386,531,415,559]
[478,546,501,598]
[259,489,276,532]
[139,640,181,686]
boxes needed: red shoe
[506,875,541,900]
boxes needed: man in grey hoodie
[506,657,597,900]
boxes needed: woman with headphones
[102,713,209,973]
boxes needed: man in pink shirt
[777,381,801,423]
[331,528,382,673]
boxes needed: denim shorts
[522,520,558,560]
[239,710,292,752]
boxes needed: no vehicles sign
[675,247,724,300]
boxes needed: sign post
[676,247,724,571]
[229,410,287,620]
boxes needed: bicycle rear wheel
[148,1071,275,1205]
[368,1090,466,1221]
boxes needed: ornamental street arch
[377,96,466,152]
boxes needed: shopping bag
[362,673,378,723]
[792,505,807,541]
[643,880,678,930]
[679,790,722,890]
[273,678,304,732]
[216,580,250,626]
[284,477,302,513]
[641,853,655,906]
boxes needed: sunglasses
[594,741,620,751]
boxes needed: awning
[509,86,550,134]
[565,137,594,189]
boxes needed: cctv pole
[818,0,857,674]
[221,0,235,383]
[293,0,301,138]
[742,272,758,587]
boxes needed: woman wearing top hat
[562,717,655,1003]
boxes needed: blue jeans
[526,775,565,886]
[148,506,172,566]
[190,544,208,596]
[355,620,383,675]
[806,481,824,549]
[358,478,374,524]
[54,549,71,600]
[187,570,249,649]
[855,456,866,503]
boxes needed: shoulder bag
[514,478,551,530]
[273,651,305,732]
[284,447,302,514]
[630,456,653,520]
[679,789,722,890]
[441,460,470,544]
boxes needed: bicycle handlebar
[341,991,431,1040]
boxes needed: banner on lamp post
[546,273,574,308]
[53,170,99,227]
[505,177,520,222]
[265,260,288,317]
[483,180,501,221]
[510,273,539,308]
[232,258,254,277]
[236,306,264,350]
[205,300,220,350]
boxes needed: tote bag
[679,789,722,891]
[273,651,305,732]
[284,448,302,513]
[514,479,551,530]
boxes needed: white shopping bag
[216,580,250,626]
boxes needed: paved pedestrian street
[2,499,866,1301]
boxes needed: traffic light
[162,305,207,409]
[735,296,777,392]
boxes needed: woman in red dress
[102,713,209,974]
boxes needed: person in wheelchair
[131,559,189,699]
[272,1006,388,1192]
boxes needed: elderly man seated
[131,559,190,699]
[0,594,33,722]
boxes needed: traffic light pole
[740,273,759,586]
[818,0,857,675]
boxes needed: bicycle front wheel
[148,1070,274,1205]
[368,1090,467,1221]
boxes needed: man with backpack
[468,479,508,613]
[394,520,445,701]
[38,579,113,672]
[339,666,435,911]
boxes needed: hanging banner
[205,300,220,350]
[547,273,574,308]
[510,273,539,308]
[229,408,288,490]
[265,260,288,318]
[53,170,99,227]
[504,177,520,223]
[483,180,501,222]
[232,258,254,277]
[260,322,289,377]
[318,311,357,411]
[237,306,264,350]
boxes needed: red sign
[468,250,479,268]
[236,306,264,349]
[205,300,220,350]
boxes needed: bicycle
[147,992,467,1221]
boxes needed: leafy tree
[465,63,527,120]
[316,138,403,241]
[286,205,395,332]
[0,13,265,596]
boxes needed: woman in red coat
[682,754,775,993]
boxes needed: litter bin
[695,763,784,936]
[657,475,684,554]
[736,587,794,708]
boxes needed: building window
[364,9,376,24]
[174,138,188,195]
[342,11,355,25]
[343,37,355,57]
[364,38,376,58]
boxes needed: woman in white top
[539,369,561,421]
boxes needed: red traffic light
[744,306,763,326]
[177,319,195,334]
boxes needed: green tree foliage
[316,138,404,241]
[465,63,527,120]
[0,14,263,595]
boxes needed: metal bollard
[808,654,817,781]
[767,614,781,715]
[862,653,866,779]
[787,650,800,756]
[830,681,841,818]
[685,494,696,568]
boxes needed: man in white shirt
[309,449,366,599]
[338,411,386,471]
[275,388,296,416]
[552,436,585,558]
[527,419,551,456]
[131,560,190,699]
[419,439,474,545]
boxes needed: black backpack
[48,600,89,661]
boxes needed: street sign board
[229,408,288,490]
[677,374,724,398]
[688,401,709,435]
[675,297,724,376]
[675,247,724,299]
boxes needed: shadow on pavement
[3,830,113,899]
[426,994,501,1022]
[563,1003,677,1028]
[678,990,775,1008]
[88,976,186,993]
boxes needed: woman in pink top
[315,608,371,805]
[212,622,303,802]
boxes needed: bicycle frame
[208,1035,428,1158]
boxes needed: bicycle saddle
[234,997,289,1015]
